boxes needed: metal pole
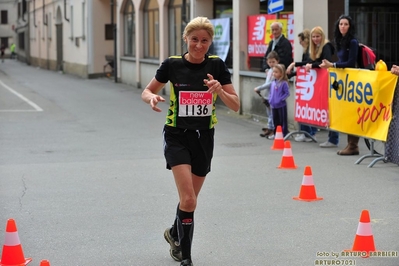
[344,0,349,15]
[111,0,117,83]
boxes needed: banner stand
[357,80,399,168]
[284,129,317,142]
[354,140,386,168]
[292,67,398,168]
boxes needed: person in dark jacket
[262,21,293,71]
[286,29,311,76]
[320,15,360,155]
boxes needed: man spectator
[262,22,293,71]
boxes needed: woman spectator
[288,27,335,142]
[320,15,359,155]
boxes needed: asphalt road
[0,60,398,266]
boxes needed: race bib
[179,91,213,117]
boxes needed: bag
[357,43,376,70]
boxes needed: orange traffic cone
[0,219,32,266]
[293,166,323,201]
[40,260,50,266]
[271,125,284,150]
[277,141,297,169]
[345,210,377,257]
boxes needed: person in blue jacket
[320,15,360,155]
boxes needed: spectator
[287,29,311,77]
[262,21,293,71]
[320,15,359,155]
[391,65,399,76]
[268,64,290,139]
[254,51,280,138]
[288,26,335,142]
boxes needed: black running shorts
[163,125,214,177]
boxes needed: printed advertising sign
[280,12,294,56]
[295,68,329,127]
[247,14,293,58]
[328,69,398,141]
[209,18,230,61]
[295,68,398,141]
[247,14,276,57]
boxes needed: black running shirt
[155,53,232,130]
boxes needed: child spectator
[268,64,290,139]
[254,51,279,138]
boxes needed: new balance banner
[247,14,276,57]
[295,68,329,127]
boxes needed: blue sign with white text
[268,0,284,14]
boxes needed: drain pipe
[111,0,117,83]
[43,0,47,25]
[33,0,37,27]
[64,0,69,22]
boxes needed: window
[143,0,159,58]
[1,37,8,49]
[168,0,190,56]
[124,0,135,56]
[1,10,8,24]
[17,1,27,20]
[105,24,114,40]
[19,32,25,50]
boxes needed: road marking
[0,79,43,112]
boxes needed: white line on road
[0,79,43,112]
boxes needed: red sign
[294,68,329,127]
[247,14,276,57]
[280,13,295,57]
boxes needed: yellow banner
[265,19,288,44]
[328,68,398,141]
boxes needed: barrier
[288,67,399,167]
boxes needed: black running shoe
[180,259,194,266]
[164,227,182,261]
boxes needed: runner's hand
[149,95,165,112]
[204,74,223,94]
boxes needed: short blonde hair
[183,17,214,40]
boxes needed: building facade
[0,0,20,57]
